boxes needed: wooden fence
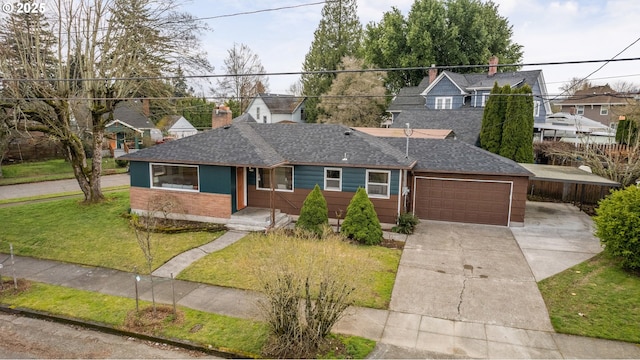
[528,180,618,205]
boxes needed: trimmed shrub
[296,184,329,237]
[340,188,382,245]
[594,185,640,271]
[392,212,419,234]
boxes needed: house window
[576,105,584,115]
[600,105,609,116]
[534,101,541,117]
[435,97,453,109]
[481,94,487,107]
[257,166,293,191]
[366,170,390,199]
[256,107,260,120]
[151,164,198,191]
[263,115,267,123]
[324,168,342,191]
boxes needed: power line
[193,1,332,21]
[2,57,640,83]
[550,36,640,101]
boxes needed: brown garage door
[414,177,512,226]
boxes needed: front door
[236,167,247,210]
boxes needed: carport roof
[519,163,620,186]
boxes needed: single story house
[121,123,531,228]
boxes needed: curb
[0,305,252,359]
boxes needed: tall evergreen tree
[301,0,362,123]
[499,85,534,163]
[363,0,523,94]
[480,83,507,153]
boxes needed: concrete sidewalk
[2,242,639,358]
[0,174,130,200]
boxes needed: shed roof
[519,163,620,186]
[352,127,454,139]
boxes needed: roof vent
[344,130,352,135]
[223,124,231,129]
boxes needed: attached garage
[383,137,532,227]
[413,177,513,226]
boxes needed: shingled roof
[390,108,483,145]
[122,123,415,169]
[112,101,154,129]
[557,85,629,105]
[259,93,304,114]
[383,137,532,176]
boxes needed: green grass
[0,158,128,185]
[538,253,640,343]
[0,192,222,273]
[178,232,402,309]
[0,281,376,358]
[0,282,269,356]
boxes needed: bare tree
[559,77,593,97]
[0,0,211,203]
[317,56,387,127]
[213,43,269,114]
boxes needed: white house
[164,115,198,139]
[244,93,306,124]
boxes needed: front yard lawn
[178,232,402,309]
[0,192,222,273]
[538,253,640,343]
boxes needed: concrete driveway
[512,201,603,281]
[390,220,554,332]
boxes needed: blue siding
[248,165,400,195]
[471,91,491,108]
[130,161,150,188]
[425,77,465,109]
[199,165,232,194]
[527,81,547,123]
[295,165,324,189]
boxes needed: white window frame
[435,97,453,109]
[324,167,342,191]
[150,163,199,192]
[481,94,487,107]
[576,105,584,115]
[257,166,294,192]
[533,100,541,117]
[600,105,609,116]
[366,169,391,199]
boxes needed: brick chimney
[428,64,438,84]
[141,98,150,117]
[488,55,499,76]
[211,105,232,128]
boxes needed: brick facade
[130,187,232,219]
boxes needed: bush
[115,159,129,168]
[594,185,640,271]
[296,184,329,237]
[340,188,382,245]
[392,212,419,234]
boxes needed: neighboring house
[105,100,162,156]
[244,93,306,124]
[555,85,631,128]
[163,115,198,139]
[388,57,552,145]
[121,123,531,229]
[534,112,616,144]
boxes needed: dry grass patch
[178,231,401,309]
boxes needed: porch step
[226,208,291,231]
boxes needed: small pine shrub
[392,212,419,234]
[594,185,640,271]
[115,159,129,168]
[340,188,382,245]
[296,184,329,237]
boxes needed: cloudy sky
[182,0,640,97]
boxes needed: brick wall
[130,187,232,220]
